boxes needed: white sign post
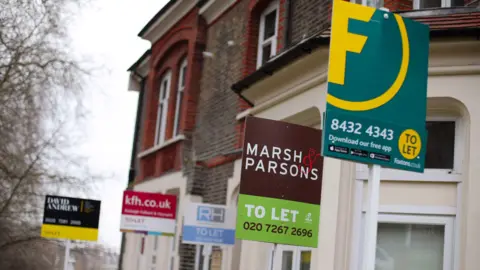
[63,239,71,270]
[361,9,388,270]
[202,244,212,270]
[362,164,381,270]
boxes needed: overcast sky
[70,0,168,250]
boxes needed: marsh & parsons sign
[235,117,322,247]
[322,0,429,172]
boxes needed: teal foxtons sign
[322,0,430,172]
[236,117,322,247]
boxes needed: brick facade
[138,9,206,182]
[189,0,250,205]
[289,0,331,45]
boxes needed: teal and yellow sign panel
[322,0,430,172]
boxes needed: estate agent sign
[120,190,177,236]
[322,0,430,172]
[41,195,101,241]
[182,202,236,246]
[236,116,322,248]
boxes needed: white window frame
[272,244,313,270]
[256,0,280,69]
[356,115,464,182]
[356,213,455,270]
[349,179,462,270]
[155,70,172,145]
[173,58,187,137]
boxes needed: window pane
[262,43,272,65]
[425,121,455,169]
[181,65,187,88]
[451,0,464,6]
[263,10,277,40]
[376,223,445,270]
[162,80,168,99]
[174,90,183,136]
[299,251,311,270]
[420,0,441,8]
[156,104,163,144]
[281,251,293,270]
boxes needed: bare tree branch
[0,1,106,268]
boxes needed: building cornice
[139,0,198,43]
[199,0,237,25]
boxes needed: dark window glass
[156,104,163,141]
[420,0,441,8]
[162,80,168,99]
[425,121,455,169]
[263,10,277,40]
[181,65,187,88]
[262,43,272,65]
[451,0,464,6]
[175,91,183,136]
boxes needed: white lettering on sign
[47,197,79,212]
[245,143,320,181]
[124,195,171,209]
[271,208,299,222]
[196,228,224,237]
[245,204,266,218]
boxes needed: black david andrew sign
[41,195,101,241]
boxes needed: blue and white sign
[182,202,236,246]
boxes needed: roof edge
[127,50,152,72]
[138,0,179,38]
[397,6,480,17]
[231,27,480,95]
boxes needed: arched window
[155,70,172,145]
[173,58,187,136]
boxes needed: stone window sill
[137,135,186,158]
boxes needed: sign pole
[362,164,381,270]
[270,243,277,270]
[63,239,71,270]
[202,244,212,270]
[361,8,390,270]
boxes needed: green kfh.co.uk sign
[322,0,430,173]
[236,117,323,248]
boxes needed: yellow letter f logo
[327,0,410,111]
[329,0,375,85]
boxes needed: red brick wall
[138,8,206,182]
[384,0,413,11]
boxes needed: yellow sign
[398,129,422,160]
[41,224,99,241]
[327,0,410,112]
